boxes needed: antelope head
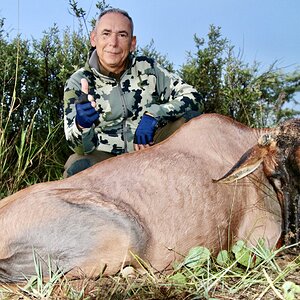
[215,119,300,245]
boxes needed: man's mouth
[106,50,120,55]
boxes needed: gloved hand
[75,94,100,128]
[134,114,158,145]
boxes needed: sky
[1,0,300,72]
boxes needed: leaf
[232,240,261,268]
[282,281,300,300]
[168,273,187,284]
[183,246,211,269]
[216,250,230,266]
[232,240,245,254]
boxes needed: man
[63,8,203,177]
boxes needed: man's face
[90,12,136,74]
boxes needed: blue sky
[1,0,300,72]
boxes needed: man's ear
[130,36,137,52]
[90,30,96,47]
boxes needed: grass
[0,242,300,299]
[0,70,66,198]
[0,110,65,198]
[0,33,67,198]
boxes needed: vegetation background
[1,0,299,197]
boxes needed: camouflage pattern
[64,49,203,155]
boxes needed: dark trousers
[64,113,198,178]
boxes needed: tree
[136,39,175,73]
[180,25,300,127]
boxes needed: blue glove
[75,94,99,128]
[134,114,158,144]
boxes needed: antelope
[1,113,299,282]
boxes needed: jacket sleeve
[146,61,203,120]
[63,73,97,154]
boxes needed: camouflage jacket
[64,50,203,155]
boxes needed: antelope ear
[213,145,268,184]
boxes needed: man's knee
[63,151,116,178]
[63,153,90,178]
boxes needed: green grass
[0,111,64,198]
[0,63,65,198]
[0,34,66,198]
[0,242,299,299]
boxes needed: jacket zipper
[118,82,129,153]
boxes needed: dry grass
[0,245,299,300]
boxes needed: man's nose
[108,33,118,46]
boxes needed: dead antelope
[1,113,299,282]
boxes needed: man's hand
[134,114,158,151]
[75,78,99,129]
